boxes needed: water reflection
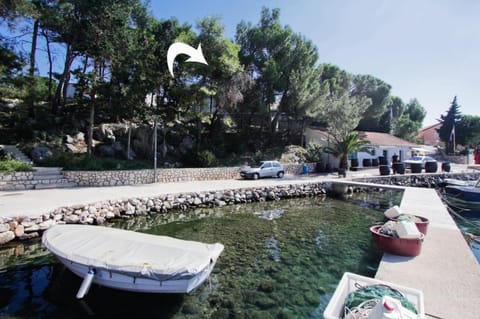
[255,209,285,221]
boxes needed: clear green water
[0,191,402,318]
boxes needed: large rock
[65,132,87,153]
[30,146,53,164]
[280,145,308,164]
[132,125,152,157]
[0,231,15,244]
[0,223,10,233]
[93,123,130,143]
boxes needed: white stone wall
[62,163,316,187]
[1,163,317,190]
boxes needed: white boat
[442,178,477,187]
[42,224,224,298]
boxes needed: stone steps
[0,145,34,165]
[1,166,77,191]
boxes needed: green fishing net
[344,284,418,314]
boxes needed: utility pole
[151,93,158,183]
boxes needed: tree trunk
[28,19,39,118]
[87,103,95,155]
[340,155,349,170]
[87,60,99,155]
[42,29,53,103]
[127,124,131,160]
[53,45,74,113]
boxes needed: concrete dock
[375,187,480,319]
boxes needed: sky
[149,0,479,127]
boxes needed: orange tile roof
[358,131,418,147]
[307,127,417,147]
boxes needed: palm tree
[323,131,370,171]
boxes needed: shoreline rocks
[1,183,332,244]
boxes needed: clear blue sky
[150,0,479,127]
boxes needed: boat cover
[42,225,224,281]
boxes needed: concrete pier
[375,187,480,319]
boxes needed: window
[262,162,272,169]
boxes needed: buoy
[367,296,417,319]
[76,269,95,299]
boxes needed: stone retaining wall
[0,171,34,184]
[62,163,317,187]
[0,172,34,191]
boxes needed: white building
[304,127,418,169]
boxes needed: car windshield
[410,156,423,161]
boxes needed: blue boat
[444,179,480,212]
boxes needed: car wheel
[277,171,284,178]
[252,173,259,180]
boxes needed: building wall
[418,124,441,146]
[304,128,413,168]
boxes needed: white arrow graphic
[167,42,208,77]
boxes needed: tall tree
[437,96,462,153]
[456,115,480,148]
[393,98,426,142]
[353,75,392,131]
[378,96,405,133]
[192,16,244,145]
[0,40,24,85]
[315,64,371,139]
[236,7,320,141]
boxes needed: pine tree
[437,96,462,154]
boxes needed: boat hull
[42,225,224,296]
[58,255,216,294]
[444,185,480,212]
[445,185,480,202]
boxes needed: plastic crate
[323,272,425,319]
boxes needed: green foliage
[437,96,462,153]
[252,150,266,165]
[42,153,150,171]
[306,143,323,163]
[393,99,426,142]
[456,115,480,147]
[0,40,24,85]
[3,4,474,166]
[323,131,370,169]
[236,7,321,140]
[0,160,34,172]
[322,93,371,140]
[354,75,392,131]
[183,149,218,167]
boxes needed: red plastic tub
[370,225,425,257]
[389,215,429,235]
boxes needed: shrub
[306,143,324,163]
[196,150,218,167]
[42,152,150,170]
[0,160,34,172]
[183,149,219,167]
